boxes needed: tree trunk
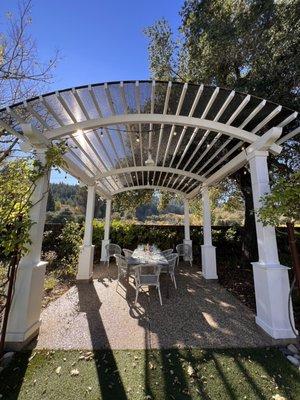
[286,221,300,288]
[234,168,258,267]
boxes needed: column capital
[246,150,269,162]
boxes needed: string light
[173,131,177,136]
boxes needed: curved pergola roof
[0,80,299,199]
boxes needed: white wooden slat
[23,101,51,130]
[120,81,139,185]
[56,91,77,123]
[153,82,172,183]
[72,88,90,120]
[39,96,64,126]
[278,126,300,145]
[104,83,133,186]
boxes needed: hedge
[42,220,298,266]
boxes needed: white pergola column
[5,148,49,349]
[248,150,296,339]
[201,187,218,279]
[100,199,112,262]
[77,185,96,281]
[183,199,192,260]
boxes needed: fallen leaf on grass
[272,395,287,400]
[29,353,36,362]
[55,366,61,375]
[70,369,79,376]
[187,365,196,377]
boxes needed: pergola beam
[187,127,283,199]
[111,184,188,197]
[44,113,274,147]
[94,165,205,182]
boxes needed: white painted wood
[195,95,251,175]
[101,199,112,261]
[183,199,191,241]
[77,185,96,280]
[112,185,188,197]
[56,91,77,123]
[277,126,300,145]
[45,114,264,147]
[188,127,282,198]
[201,187,217,279]
[248,150,296,339]
[153,82,172,183]
[94,165,205,183]
[5,145,49,346]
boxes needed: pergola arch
[108,184,188,197]
[45,113,262,144]
[95,166,205,183]
[0,80,297,199]
[1,80,299,347]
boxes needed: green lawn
[1,348,299,400]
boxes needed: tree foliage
[0,0,58,161]
[113,190,154,215]
[257,171,300,226]
[144,0,299,261]
[0,143,67,259]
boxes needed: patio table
[128,247,170,299]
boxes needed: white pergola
[1,80,299,348]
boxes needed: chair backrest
[135,264,161,285]
[176,243,192,258]
[106,243,122,258]
[123,248,133,259]
[114,253,127,269]
[162,249,173,256]
[166,253,178,270]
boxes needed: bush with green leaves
[257,171,300,226]
[43,221,83,280]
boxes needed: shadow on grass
[77,281,128,400]
[0,350,32,399]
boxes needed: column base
[252,262,297,339]
[5,321,41,351]
[100,239,110,262]
[5,261,47,348]
[77,245,94,281]
[201,245,218,279]
[183,239,193,261]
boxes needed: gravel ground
[28,263,278,350]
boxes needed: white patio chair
[176,243,193,267]
[123,248,133,260]
[162,249,173,256]
[105,243,121,268]
[160,253,179,289]
[115,254,128,290]
[134,264,162,306]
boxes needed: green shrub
[44,274,58,292]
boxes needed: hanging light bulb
[136,135,140,143]
[173,131,177,136]
[100,128,104,137]
[145,150,155,166]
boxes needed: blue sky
[0,0,183,184]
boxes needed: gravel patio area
[29,263,278,350]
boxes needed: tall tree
[145,0,300,264]
[0,0,58,161]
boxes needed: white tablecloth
[128,248,169,266]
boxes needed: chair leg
[157,285,162,306]
[172,273,177,289]
[135,287,139,306]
